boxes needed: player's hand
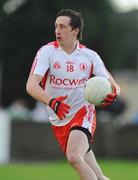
[101,86,117,107]
[49,95,70,120]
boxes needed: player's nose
[55,27,61,34]
[56,32,62,40]
[56,32,60,36]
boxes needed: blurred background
[0,0,138,180]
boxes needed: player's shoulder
[47,41,59,48]
[37,41,58,54]
[80,44,98,58]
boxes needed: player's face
[55,16,78,46]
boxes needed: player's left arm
[91,51,120,107]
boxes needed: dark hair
[56,9,84,40]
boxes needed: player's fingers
[63,104,71,109]
[62,107,70,114]
[104,94,117,102]
[59,105,70,114]
[62,103,71,109]
[58,102,70,110]
[58,95,68,101]
[58,110,66,119]
[57,110,63,120]
[107,93,117,98]
[106,94,114,98]
[103,98,114,103]
[61,113,66,119]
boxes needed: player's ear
[73,28,79,37]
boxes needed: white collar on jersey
[58,41,85,52]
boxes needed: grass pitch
[0,159,138,180]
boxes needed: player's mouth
[56,36,62,41]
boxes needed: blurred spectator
[31,101,49,122]
[7,98,30,120]
[133,113,138,124]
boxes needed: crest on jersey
[80,63,87,71]
[53,61,61,69]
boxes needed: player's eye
[60,24,66,29]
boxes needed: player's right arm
[26,73,70,120]
[26,73,51,105]
[26,45,70,119]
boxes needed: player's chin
[57,38,63,43]
[58,41,64,47]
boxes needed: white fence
[0,110,11,164]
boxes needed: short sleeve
[31,45,50,77]
[92,52,110,79]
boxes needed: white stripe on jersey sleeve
[33,45,53,77]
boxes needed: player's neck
[61,40,78,54]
